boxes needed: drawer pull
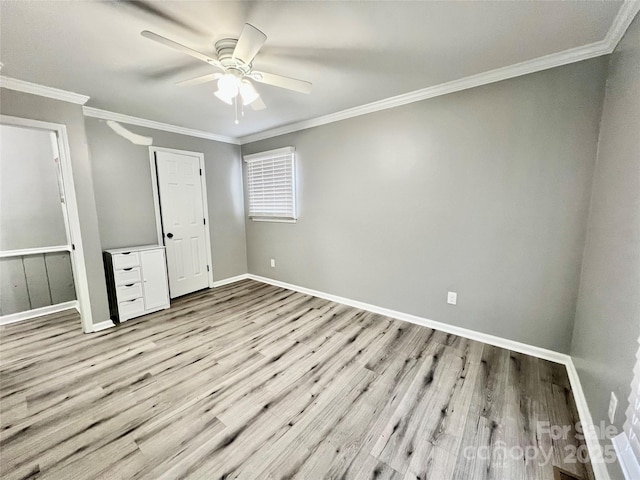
[125,283,134,287]
[114,267,141,286]
[112,252,139,270]
[127,299,137,303]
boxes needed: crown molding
[239,41,610,144]
[3,2,637,146]
[82,107,241,145]
[0,76,239,144]
[0,75,90,105]
[239,1,639,145]
[604,0,640,51]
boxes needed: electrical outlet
[270,258,275,268]
[447,291,457,305]
[608,392,618,424]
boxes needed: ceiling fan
[141,24,312,121]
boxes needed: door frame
[148,146,214,290]
[0,115,94,332]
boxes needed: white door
[155,151,209,298]
[140,249,170,310]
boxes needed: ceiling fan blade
[232,23,267,65]
[141,30,223,69]
[251,71,312,94]
[115,1,198,34]
[176,73,223,86]
[251,96,267,111]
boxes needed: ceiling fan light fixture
[141,26,312,120]
[239,80,260,106]
[217,73,240,98]
[214,89,234,105]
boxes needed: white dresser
[103,245,170,323]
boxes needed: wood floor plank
[509,351,554,480]
[246,368,378,479]
[451,344,511,480]
[0,279,594,480]
[402,349,482,480]
[371,343,458,473]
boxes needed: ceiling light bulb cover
[239,80,260,106]
[214,89,234,105]
[217,73,240,98]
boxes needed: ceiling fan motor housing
[215,38,252,75]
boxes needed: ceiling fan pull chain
[234,95,239,125]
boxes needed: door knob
[166,232,174,239]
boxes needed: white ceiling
[0,1,624,138]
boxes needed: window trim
[244,146,297,223]
[613,337,640,480]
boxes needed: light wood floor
[0,279,594,480]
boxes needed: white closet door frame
[148,146,214,289]
[0,115,94,333]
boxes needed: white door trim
[0,115,94,333]
[148,146,214,289]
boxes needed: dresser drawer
[115,282,143,302]
[118,298,145,321]
[114,267,141,285]
[112,252,140,270]
[104,246,169,324]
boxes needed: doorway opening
[0,115,93,332]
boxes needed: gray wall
[571,15,640,480]
[0,88,110,326]
[84,118,247,281]
[0,124,67,250]
[242,58,608,353]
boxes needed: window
[613,338,640,479]
[244,146,296,222]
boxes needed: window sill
[250,218,297,224]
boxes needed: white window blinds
[625,341,640,465]
[244,147,296,221]
[614,338,640,479]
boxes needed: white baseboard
[118,271,608,479]
[212,274,250,288]
[91,319,115,332]
[247,274,614,479]
[248,274,569,364]
[0,301,79,325]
